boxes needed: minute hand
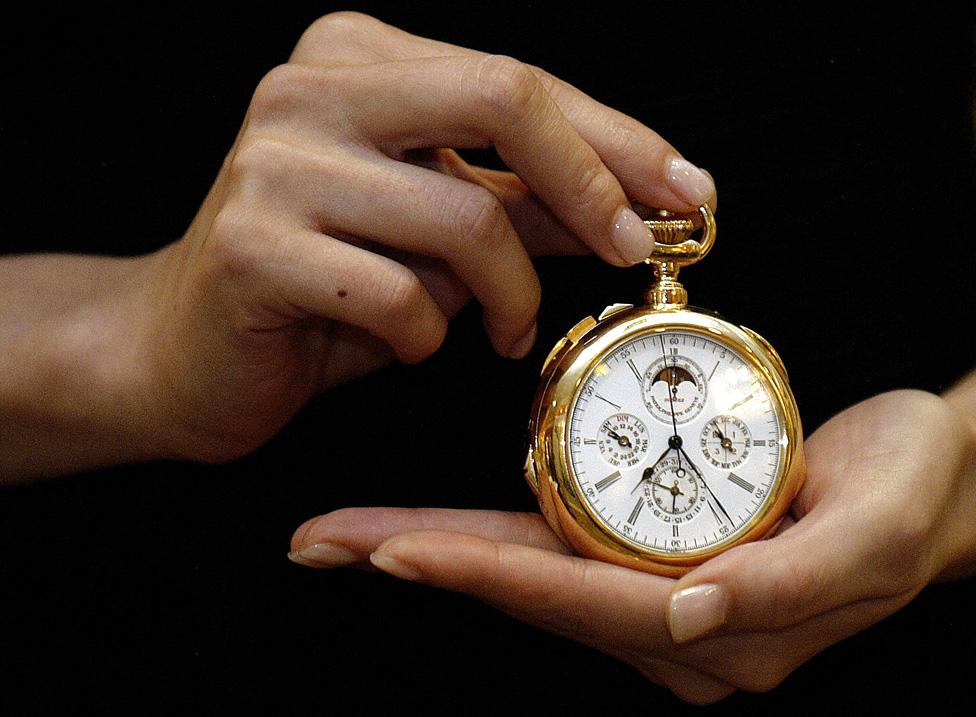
[679,446,733,525]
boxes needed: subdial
[644,456,700,515]
[700,414,752,469]
[641,354,708,425]
[597,413,649,468]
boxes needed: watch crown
[643,204,716,310]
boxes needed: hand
[288,389,976,704]
[121,11,714,463]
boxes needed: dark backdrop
[1,2,974,713]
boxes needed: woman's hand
[288,388,976,704]
[122,11,714,463]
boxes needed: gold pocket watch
[524,205,805,576]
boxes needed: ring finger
[232,137,542,358]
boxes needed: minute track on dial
[567,329,784,553]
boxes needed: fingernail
[611,205,654,265]
[667,583,728,643]
[509,322,537,359]
[287,542,359,568]
[667,156,715,207]
[369,551,423,581]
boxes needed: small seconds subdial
[597,413,649,468]
[700,415,752,469]
[641,354,707,425]
[646,456,701,516]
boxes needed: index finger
[292,12,717,223]
[337,54,712,266]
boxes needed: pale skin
[3,11,975,705]
[0,11,715,481]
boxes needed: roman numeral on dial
[728,472,755,492]
[627,498,644,525]
[594,471,621,492]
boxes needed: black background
[1,2,974,713]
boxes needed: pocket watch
[523,205,805,577]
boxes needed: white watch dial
[567,330,785,554]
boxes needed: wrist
[0,249,172,481]
[932,392,976,583]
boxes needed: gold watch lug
[741,324,789,383]
[540,337,568,376]
[540,315,596,377]
[566,315,597,343]
[597,302,634,321]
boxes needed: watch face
[566,329,785,556]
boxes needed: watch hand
[604,427,632,448]
[679,446,733,525]
[659,335,682,471]
[631,445,672,494]
[713,425,735,453]
[672,491,676,513]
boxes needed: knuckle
[524,63,559,96]
[292,11,386,64]
[205,206,268,279]
[304,10,375,40]
[604,120,640,159]
[523,558,589,637]
[229,136,288,182]
[380,268,427,323]
[250,63,334,125]
[451,188,507,255]
[251,63,303,114]
[766,552,824,627]
[570,159,613,211]
[472,54,545,120]
[376,268,445,362]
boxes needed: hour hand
[631,445,672,494]
[631,466,656,494]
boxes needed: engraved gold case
[523,206,806,577]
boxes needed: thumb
[664,505,874,644]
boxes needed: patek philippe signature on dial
[569,331,783,553]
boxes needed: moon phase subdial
[700,415,752,469]
[597,413,649,468]
[645,456,701,516]
[641,354,708,425]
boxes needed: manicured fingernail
[611,205,654,265]
[369,551,423,581]
[287,542,359,568]
[668,583,728,643]
[509,322,537,359]
[667,157,715,207]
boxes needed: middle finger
[231,136,542,357]
[326,56,666,267]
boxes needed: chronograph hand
[659,335,679,435]
[659,335,683,471]
[678,445,733,525]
